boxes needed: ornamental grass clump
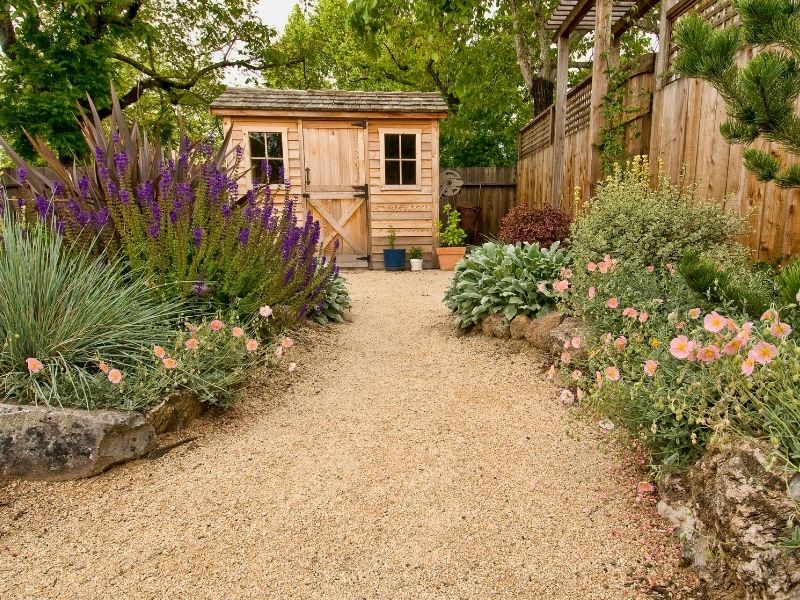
[0,89,338,322]
[444,241,571,329]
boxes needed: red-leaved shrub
[497,206,571,246]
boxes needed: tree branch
[425,59,459,109]
[0,2,18,60]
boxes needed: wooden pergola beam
[551,34,571,208]
[550,0,595,41]
[587,0,614,192]
[611,0,661,39]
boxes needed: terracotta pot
[436,246,466,271]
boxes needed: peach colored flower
[98,361,110,374]
[606,297,619,309]
[281,337,294,349]
[26,357,43,374]
[688,308,701,320]
[576,388,585,402]
[570,336,582,349]
[736,322,754,344]
[770,322,792,338]
[644,360,658,377]
[595,371,604,388]
[666,263,676,275]
[275,346,284,358]
[546,364,556,380]
[554,279,570,293]
[741,356,755,377]
[288,362,297,373]
[602,332,613,345]
[760,309,778,322]
[259,305,273,318]
[604,366,621,381]
[796,289,800,302]
[153,345,166,359]
[646,265,655,273]
[669,335,695,360]
[184,338,199,350]
[107,369,122,384]
[560,351,571,364]
[749,341,778,365]
[696,344,721,363]
[622,307,638,319]
[571,369,583,380]
[209,319,224,332]
[162,357,178,369]
[559,389,575,406]
[588,286,596,299]
[598,262,610,274]
[725,319,740,333]
[560,267,574,279]
[723,338,743,355]
[614,336,628,351]
[703,311,727,333]
[675,321,685,330]
[231,326,244,338]
[537,282,547,293]
[638,311,649,323]
[587,262,597,272]
[563,339,570,349]
[185,322,197,333]
[246,338,259,352]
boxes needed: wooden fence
[438,167,516,243]
[516,0,800,262]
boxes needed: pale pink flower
[570,336,582,349]
[259,305,273,318]
[559,389,575,406]
[598,262,610,274]
[587,262,597,272]
[537,282,547,293]
[669,335,695,359]
[638,311,649,323]
[688,308,701,320]
[736,322,754,344]
[281,337,294,349]
[761,308,778,322]
[571,369,583,381]
[602,332,613,345]
[644,360,658,377]
[622,307,638,319]
[231,326,244,338]
[98,361,110,374]
[275,346,284,358]
[576,388,585,402]
[696,344,721,363]
[184,338,199,350]
[606,297,619,309]
[162,357,178,369]
[153,345,167,359]
[588,286,596,299]
[723,338,743,355]
[741,356,755,377]
[614,336,628,351]
[554,279,570,293]
[107,369,122,384]
[675,321,685,330]
[646,265,655,273]
[725,319,740,333]
[563,339,570,349]
[209,319,224,332]
[595,371,603,388]
[560,351,572,364]
[246,338,259,352]
[604,366,621,381]
[770,322,793,338]
[560,267,574,280]
[26,357,43,374]
[288,362,297,373]
[546,364,556,380]
[749,341,778,365]
[666,263,676,275]
[703,311,727,333]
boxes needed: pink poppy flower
[644,360,658,377]
[209,319,224,332]
[259,305,273,318]
[703,311,727,333]
[696,344,721,363]
[770,322,792,338]
[676,321,685,330]
[602,332,613,345]
[153,345,166,359]
[588,286,596,299]
[26,357,43,374]
[184,338,199,350]
[107,369,123,384]
[560,267,574,279]
[162,357,178,369]
[571,369,583,380]
[559,389,575,406]
[554,279,570,293]
[646,265,655,273]
[275,346,284,358]
[570,336,582,349]
[760,308,778,322]
[614,336,627,351]
[606,297,619,309]
[749,341,778,365]
[537,282,547,293]
[736,322,754,344]
[560,351,572,364]
[246,339,259,352]
[688,308,701,320]
[741,357,755,377]
[587,262,597,272]
[669,335,695,360]
[231,326,244,338]
[638,311,649,323]
[288,362,297,373]
[563,339,570,349]
[666,263,676,275]
[723,338,743,355]
[598,262,610,274]
[98,361,110,374]
[281,337,294,349]
[604,366,621,381]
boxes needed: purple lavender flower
[148,221,159,239]
[35,194,51,218]
[283,264,296,285]
[16,198,25,209]
[176,182,193,205]
[111,131,121,144]
[114,151,129,174]
[169,210,178,224]
[334,239,340,251]
[16,167,28,184]
[159,162,174,197]
[151,202,161,222]
[67,200,80,217]
[91,207,109,229]
[261,160,271,183]
[136,180,154,206]
[208,169,227,203]
[221,204,232,221]
[118,189,130,205]
[244,205,254,221]
[94,146,106,162]
[192,279,209,295]
[235,144,244,158]
[178,151,189,171]
[98,164,110,182]
[193,227,203,249]
[238,227,250,246]
[77,211,91,227]
[78,175,90,199]
[53,181,65,197]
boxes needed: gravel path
[1,270,695,599]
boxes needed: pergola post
[587,0,614,193]
[550,34,571,208]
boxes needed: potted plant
[435,203,467,271]
[409,246,424,271]
[383,226,406,271]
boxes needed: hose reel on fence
[439,169,481,243]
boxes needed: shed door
[303,123,369,268]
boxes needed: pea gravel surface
[1,270,698,599]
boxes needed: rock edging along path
[0,270,695,599]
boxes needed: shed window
[384,133,417,186]
[248,132,284,184]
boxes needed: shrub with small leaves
[497,205,571,247]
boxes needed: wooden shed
[210,88,448,269]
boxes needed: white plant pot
[410,258,424,272]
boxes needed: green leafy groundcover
[444,241,571,329]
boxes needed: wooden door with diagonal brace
[302,123,369,268]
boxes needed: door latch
[305,167,311,185]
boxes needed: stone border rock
[478,311,589,361]
[0,392,206,481]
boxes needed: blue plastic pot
[383,248,406,271]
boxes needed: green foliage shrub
[437,203,467,247]
[312,275,351,324]
[444,241,571,329]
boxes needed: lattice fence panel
[565,80,592,135]
[520,109,552,157]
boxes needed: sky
[256,0,300,34]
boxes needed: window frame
[379,128,422,191]
[240,125,290,189]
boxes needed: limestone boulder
[509,314,532,340]
[481,314,510,339]
[0,403,156,481]
[147,392,206,434]
[524,311,565,349]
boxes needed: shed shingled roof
[210,88,449,114]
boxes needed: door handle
[305,167,311,185]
